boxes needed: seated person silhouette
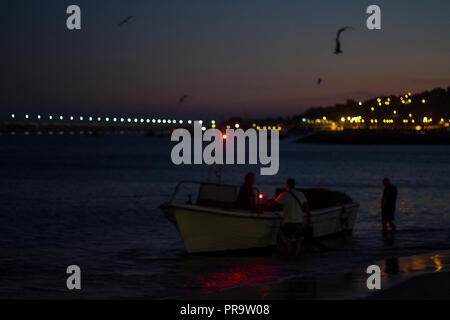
[236,173,256,211]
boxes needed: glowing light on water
[432,254,443,272]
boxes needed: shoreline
[296,130,450,145]
[189,250,450,300]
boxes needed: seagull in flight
[118,16,133,27]
[334,26,353,54]
[178,95,189,105]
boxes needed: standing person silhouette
[381,177,397,233]
[266,178,311,258]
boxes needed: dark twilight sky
[1,0,449,120]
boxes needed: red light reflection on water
[194,264,279,292]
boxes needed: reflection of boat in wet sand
[160,181,359,253]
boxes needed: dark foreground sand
[191,251,450,300]
[367,272,450,300]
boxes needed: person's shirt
[382,184,397,210]
[236,184,255,210]
[275,189,308,223]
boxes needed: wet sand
[368,271,450,300]
[191,250,450,300]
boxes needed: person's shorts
[281,223,304,240]
[382,209,395,221]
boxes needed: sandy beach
[368,271,450,300]
[190,250,450,300]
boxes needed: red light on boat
[258,193,264,199]
[222,134,227,140]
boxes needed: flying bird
[178,95,189,105]
[318,78,323,86]
[118,16,133,26]
[334,26,353,54]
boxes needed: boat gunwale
[168,202,359,220]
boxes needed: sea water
[0,135,449,298]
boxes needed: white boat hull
[165,203,359,253]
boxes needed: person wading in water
[381,177,397,234]
[266,178,311,258]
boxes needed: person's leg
[382,218,388,232]
[294,238,302,257]
[389,219,396,231]
[285,239,292,257]
[276,232,283,251]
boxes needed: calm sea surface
[1,135,450,298]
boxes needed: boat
[160,181,359,253]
